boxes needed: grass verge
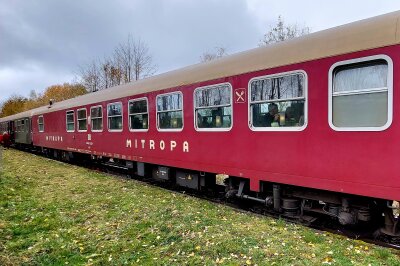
[0,148,399,265]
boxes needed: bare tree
[101,60,111,89]
[200,46,228,62]
[78,36,156,92]
[114,36,156,82]
[78,60,101,92]
[259,16,311,46]
[101,57,123,89]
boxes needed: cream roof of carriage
[2,10,400,122]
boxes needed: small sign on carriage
[234,88,246,103]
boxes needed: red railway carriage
[2,11,400,234]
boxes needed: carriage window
[38,116,44,132]
[66,111,75,132]
[91,106,103,131]
[331,58,391,129]
[250,72,306,129]
[108,102,123,131]
[157,92,183,130]
[195,83,232,130]
[21,120,25,132]
[129,99,148,131]
[77,109,87,131]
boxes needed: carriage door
[26,118,31,144]
[9,121,14,141]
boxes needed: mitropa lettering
[46,135,63,142]
[126,139,189,152]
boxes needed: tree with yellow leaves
[0,83,87,118]
[0,95,28,117]
[40,83,87,104]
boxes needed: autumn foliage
[0,95,27,118]
[0,83,87,118]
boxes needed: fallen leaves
[322,256,334,264]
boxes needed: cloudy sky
[1,0,400,102]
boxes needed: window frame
[193,82,233,132]
[156,91,184,132]
[77,108,88,132]
[107,102,123,132]
[328,54,393,132]
[90,105,103,132]
[38,115,44,132]
[248,70,308,132]
[66,110,75,132]
[128,97,149,132]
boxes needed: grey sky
[1,0,400,103]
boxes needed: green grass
[1,148,400,265]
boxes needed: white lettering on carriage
[141,139,146,148]
[170,141,176,151]
[150,140,155,150]
[125,139,190,153]
[126,139,132,148]
[183,141,189,152]
[160,140,165,150]
[45,135,64,142]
